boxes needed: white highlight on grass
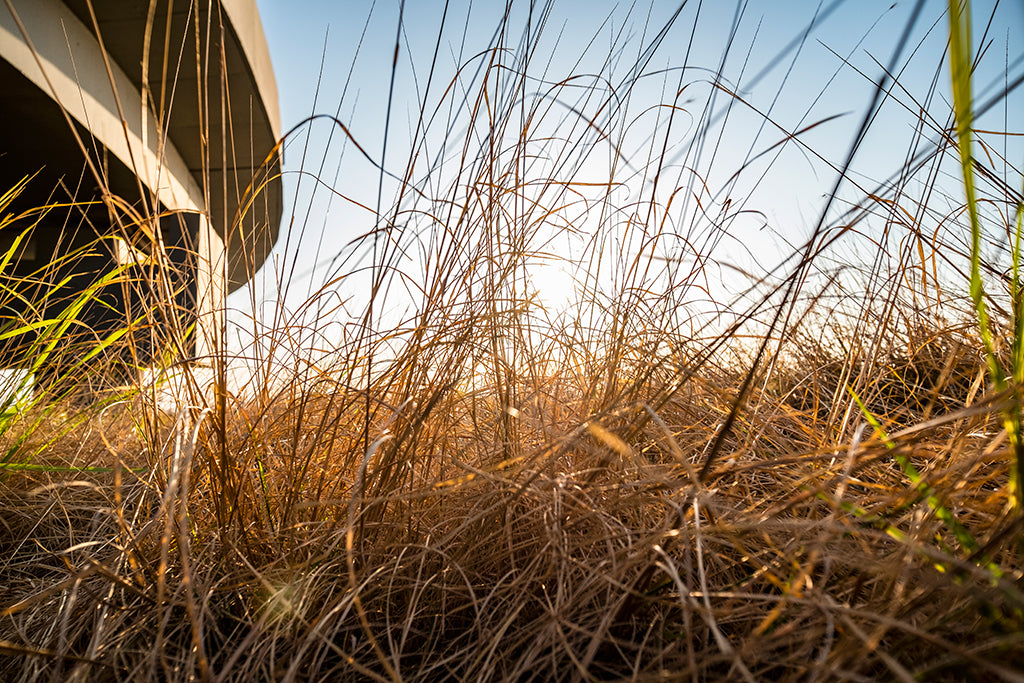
[138,366,217,414]
[0,368,34,412]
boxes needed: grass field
[2,1,1024,680]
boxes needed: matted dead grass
[2,317,1023,681]
[3,0,1024,680]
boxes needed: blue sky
[241,0,1023,329]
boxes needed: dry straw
[2,0,1023,681]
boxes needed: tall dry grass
[2,0,1024,680]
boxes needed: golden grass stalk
[2,2,1023,681]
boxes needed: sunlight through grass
[2,0,1024,680]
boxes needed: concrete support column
[1,0,282,394]
[195,214,226,365]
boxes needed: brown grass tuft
[2,1,1024,680]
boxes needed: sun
[527,259,580,316]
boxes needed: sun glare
[527,260,580,316]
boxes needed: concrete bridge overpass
[0,0,282,371]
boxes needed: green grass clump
[2,1,1024,681]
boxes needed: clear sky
[240,0,1023,338]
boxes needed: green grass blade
[947,0,1024,510]
[848,384,981,555]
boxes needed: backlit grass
[1,1,1023,681]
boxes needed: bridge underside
[0,0,282,379]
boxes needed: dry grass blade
[2,0,1024,681]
